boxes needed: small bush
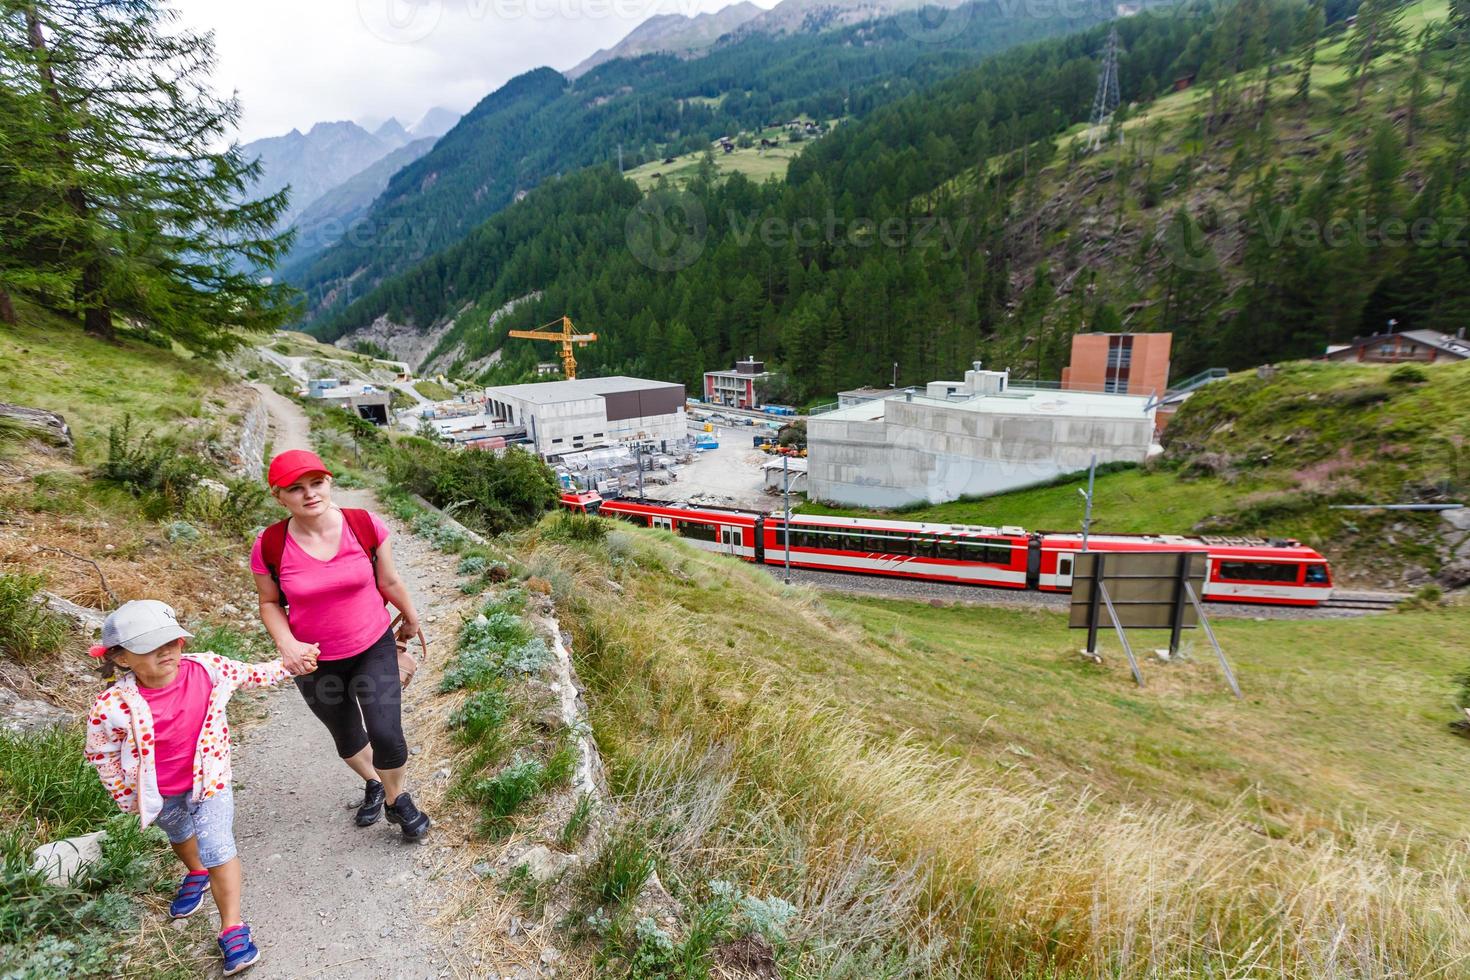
[192,624,268,662]
[581,827,656,907]
[465,758,547,834]
[559,792,596,850]
[385,438,559,536]
[0,727,114,840]
[448,688,512,745]
[1388,364,1429,385]
[545,512,609,543]
[0,574,70,664]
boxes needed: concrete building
[311,383,392,425]
[482,376,686,459]
[807,365,1156,508]
[1062,332,1172,396]
[703,358,775,409]
[837,387,893,409]
[1325,329,1470,363]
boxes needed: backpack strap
[260,519,290,607]
[341,508,381,579]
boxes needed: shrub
[559,792,596,850]
[545,512,609,543]
[385,438,559,536]
[581,827,656,907]
[0,574,70,663]
[1388,364,1429,385]
[448,688,512,745]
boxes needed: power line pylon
[1088,26,1122,151]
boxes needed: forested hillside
[313,0,1470,398]
[285,0,1114,320]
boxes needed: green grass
[626,122,835,191]
[527,521,1470,976]
[413,379,456,401]
[0,573,71,663]
[0,300,233,463]
[825,595,1470,838]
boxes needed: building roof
[815,385,1153,423]
[483,376,682,405]
[838,387,894,399]
[1334,330,1470,359]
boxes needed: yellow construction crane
[507,316,597,381]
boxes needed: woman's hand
[278,639,320,676]
[395,614,421,642]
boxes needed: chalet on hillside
[1325,329,1470,364]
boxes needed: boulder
[1441,507,1470,533]
[515,844,577,884]
[0,403,72,451]
[0,688,71,733]
[1437,559,1470,590]
[31,831,106,885]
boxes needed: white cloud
[173,0,777,143]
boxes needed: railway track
[1319,591,1409,611]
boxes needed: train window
[1059,557,1073,576]
[1305,564,1330,584]
[936,537,960,561]
[1219,561,1300,583]
[612,510,648,526]
[958,538,1011,565]
[652,517,673,532]
[677,521,719,542]
[914,538,937,559]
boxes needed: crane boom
[507,315,598,380]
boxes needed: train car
[1035,533,1333,606]
[758,513,1032,588]
[556,493,1334,606]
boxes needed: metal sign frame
[1069,551,1240,697]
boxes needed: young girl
[85,599,311,976]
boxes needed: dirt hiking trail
[231,388,487,979]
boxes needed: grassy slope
[624,120,835,190]
[531,522,1470,975]
[804,359,1470,583]
[0,300,237,463]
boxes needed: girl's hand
[278,639,320,676]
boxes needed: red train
[559,492,1335,607]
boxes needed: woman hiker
[250,449,432,839]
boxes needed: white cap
[101,600,193,654]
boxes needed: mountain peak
[374,117,413,146]
[564,1,763,79]
[410,107,461,140]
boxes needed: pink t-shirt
[137,659,212,797]
[250,511,392,661]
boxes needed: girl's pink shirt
[250,510,392,660]
[136,659,211,796]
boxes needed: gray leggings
[292,628,408,770]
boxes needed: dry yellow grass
[524,525,1470,978]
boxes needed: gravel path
[231,388,482,978]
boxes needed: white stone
[31,831,106,885]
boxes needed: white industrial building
[807,364,1157,508]
[482,376,687,459]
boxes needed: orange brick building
[1061,332,1172,397]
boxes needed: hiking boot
[355,779,386,827]
[384,791,431,840]
[218,923,260,975]
[169,869,209,918]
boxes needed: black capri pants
[294,628,408,770]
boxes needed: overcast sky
[174,0,776,143]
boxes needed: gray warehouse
[807,365,1157,508]
[482,376,687,459]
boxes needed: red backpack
[260,508,381,609]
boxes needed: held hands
[279,639,320,676]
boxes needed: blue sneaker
[169,870,209,918]
[218,924,260,976]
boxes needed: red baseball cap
[267,449,332,489]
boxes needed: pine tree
[0,1,294,350]
[1294,0,1323,106]
[1348,0,1408,110]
